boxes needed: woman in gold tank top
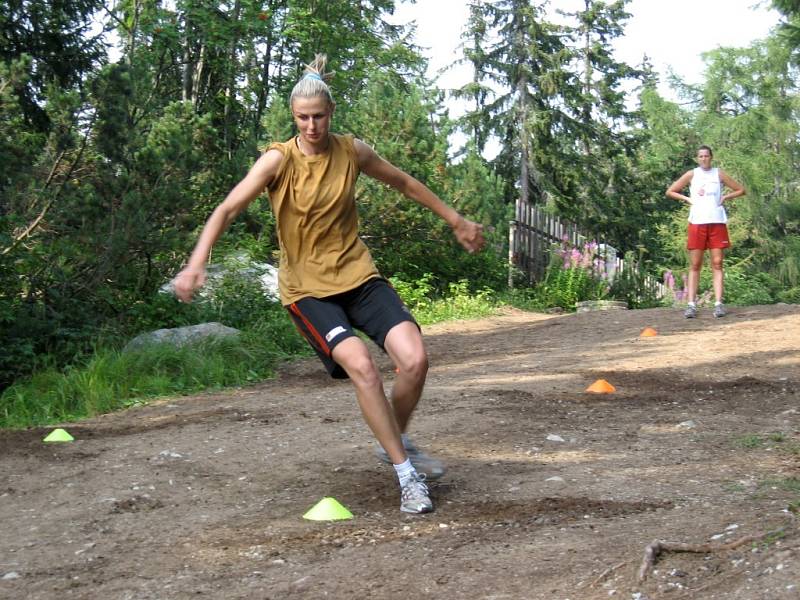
[174,54,484,514]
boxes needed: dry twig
[637,527,787,582]
[589,561,628,588]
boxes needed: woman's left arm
[354,139,485,253]
[719,169,746,203]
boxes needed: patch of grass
[736,434,766,449]
[722,482,748,493]
[391,275,501,326]
[413,284,498,325]
[756,529,788,550]
[734,432,798,454]
[758,477,800,494]
[1,282,508,429]
[1,318,311,429]
[499,287,549,312]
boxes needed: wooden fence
[508,198,666,298]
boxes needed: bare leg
[687,249,705,303]
[710,248,724,303]
[383,321,429,433]
[332,337,406,464]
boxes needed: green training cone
[303,497,354,521]
[43,428,74,442]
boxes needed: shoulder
[351,137,378,164]
[331,133,357,152]
[258,144,288,169]
[260,143,291,187]
[266,137,294,156]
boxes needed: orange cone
[640,327,658,337]
[586,379,616,393]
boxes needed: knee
[711,258,724,271]
[343,353,382,389]
[397,349,429,382]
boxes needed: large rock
[123,322,241,352]
[161,254,280,302]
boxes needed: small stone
[546,434,565,442]
[289,576,310,592]
[2,572,20,580]
[545,476,565,483]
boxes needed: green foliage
[345,71,508,290]
[389,273,497,325]
[777,286,800,304]
[389,273,436,311]
[736,434,767,449]
[500,287,549,312]
[698,264,779,306]
[608,251,664,309]
[536,265,608,311]
[0,305,309,429]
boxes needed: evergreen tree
[558,0,647,245]
[0,0,105,131]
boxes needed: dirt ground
[2,303,799,600]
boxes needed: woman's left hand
[453,217,485,254]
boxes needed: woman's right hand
[173,265,207,303]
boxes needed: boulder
[123,322,240,352]
[161,254,280,302]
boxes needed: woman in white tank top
[666,145,745,318]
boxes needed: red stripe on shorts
[288,303,332,356]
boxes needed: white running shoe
[400,472,433,514]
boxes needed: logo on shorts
[325,326,347,342]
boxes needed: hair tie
[304,72,323,81]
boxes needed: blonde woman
[174,55,484,514]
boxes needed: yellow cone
[586,379,616,394]
[43,428,74,442]
[303,497,353,521]
[640,327,658,337]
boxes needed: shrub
[699,264,778,306]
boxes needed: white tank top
[688,167,726,224]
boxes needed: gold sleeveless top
[266,133,380,305]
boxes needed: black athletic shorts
[286,277,418,379]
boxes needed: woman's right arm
[666,170,694,204]
[174,149,284,302]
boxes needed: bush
[537,266,608,310]
[389,273,497,325]
[777,286,800,304]
[699,265,778,306]
[0,312,310,429]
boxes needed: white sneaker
[400,472,433,514]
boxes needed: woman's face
[696,148,713,170]
[291,95,334,146]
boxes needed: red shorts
[687,223,730,250]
